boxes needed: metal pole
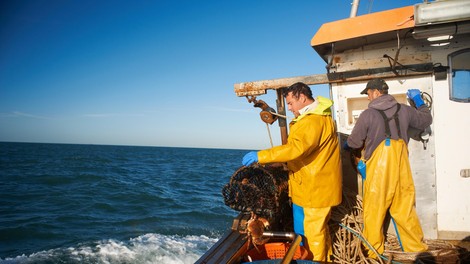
[350,0,360,18]
[281,234,303,264]
[276,89,288,145]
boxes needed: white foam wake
[1,233,219,264]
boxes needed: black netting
[222,165,292,228]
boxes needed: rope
[330,188,465,263]
[338,223,400,264]
[264,111,289,148]
[269,111,288,120]
[266,123,274,148]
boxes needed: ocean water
[0,142,246,263]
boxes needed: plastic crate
[244,242,308,261]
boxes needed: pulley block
[259,109,277,125]
[246,96,278,125]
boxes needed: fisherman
[242,82,342,262]
[344,78,432,258]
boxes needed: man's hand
[242,151,258,166]
[407,89,425,108]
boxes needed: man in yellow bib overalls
[345,78,432,259]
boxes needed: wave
[0,233,219,264]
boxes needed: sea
[0,142,248,264]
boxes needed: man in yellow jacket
[242,82,342,262]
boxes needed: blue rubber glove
[357,160,366,180]
[407,89,425,108]
[242,151,258,166]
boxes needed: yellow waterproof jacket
[258,96,342,208]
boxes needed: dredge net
[222,164,292,231]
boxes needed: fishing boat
[197,1,470,263]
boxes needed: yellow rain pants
[293,204,332,262]
[362,138,428,258]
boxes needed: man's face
[285,92,307,118]
[367,89,381,101]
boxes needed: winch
[246,96,278,125]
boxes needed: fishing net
[222,164,292,230]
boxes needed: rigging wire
[269,111,288,120]
[265,111,290,148]
[368,0,374,14]
[266,123,274,148]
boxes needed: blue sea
[0,142,246,263]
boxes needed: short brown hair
[283,82,313,100]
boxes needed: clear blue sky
[0,0,421,150]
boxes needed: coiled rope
[330,188,466,263]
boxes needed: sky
[0,0,423,150]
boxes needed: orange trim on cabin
[311,6,415,47]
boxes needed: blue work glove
[242,151,258,166]
[407,89,425,108]
[357,160,366,180]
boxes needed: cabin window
[449,48,470,102]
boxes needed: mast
[350,0,360,18]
